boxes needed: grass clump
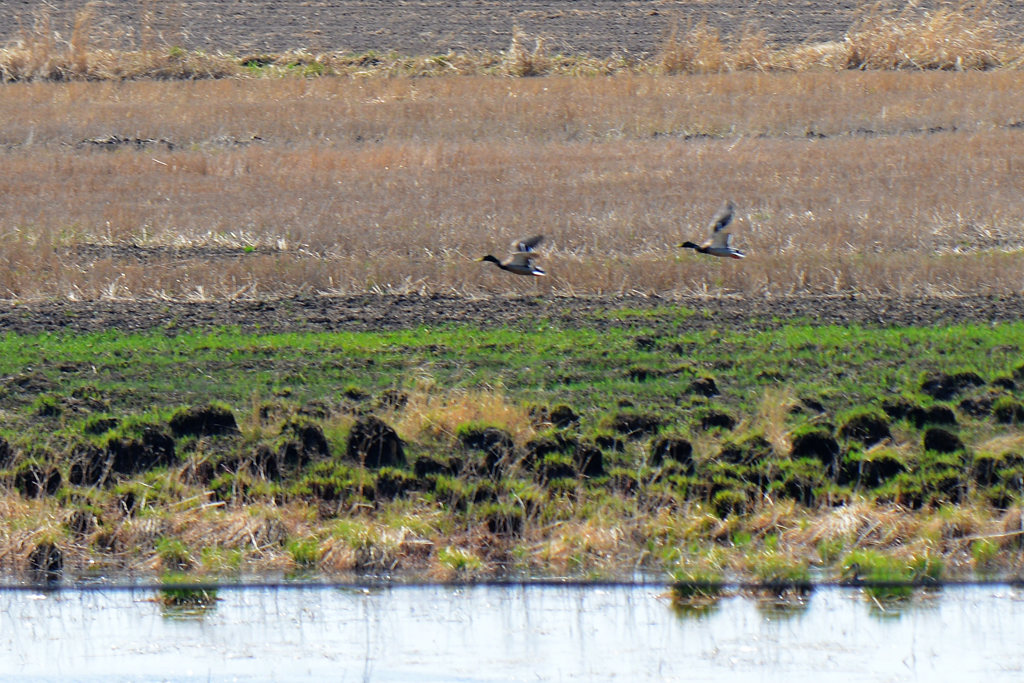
[286,536,321,568]
[750,554,811,587]
[844,2,1013,71]
[476,501,526,538]
[657,18,729,75]
[971,537,1000,571]
[837,407,892,446]
[503,26,550,77]
[319,519,403,572]
[817,537,848,565]
[198,547,244,574]
[993,397,1024,424]
[155,537,192,571]
[396,384,534,445]
[841,548,943,602]
[436,545,484,575]
[711,488,750,518]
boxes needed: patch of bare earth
[0,293,1022,336]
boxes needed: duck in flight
[478,235,546,276]
[678,201,745,259]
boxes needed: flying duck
[478,235,546,276]
[678,201,745,259]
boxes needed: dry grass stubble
[1,74,1023,298]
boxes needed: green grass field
[4,313,1023,431]
[2,310,1023,582]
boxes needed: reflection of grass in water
[748,553,814,616]
[669,566,723,616]
[670,597,722,620]
[157,572,219,618]
[865,586,944,619]
[841,549,943,609]
[754,594,811,620]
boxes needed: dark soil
[3,1,1023,57]
[0,293,1022,336]
[347,415,406,468]
[168,404,241,437]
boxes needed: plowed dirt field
[3,0,1023,57]
[2,293,1021,335]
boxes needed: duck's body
[479,235,546,276]
[678,201,745,259]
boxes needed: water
[0,583,1022,681]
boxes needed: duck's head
[478,255,500,265]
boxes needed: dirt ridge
[1,293,1021,336]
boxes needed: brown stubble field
[1,71,1023,300]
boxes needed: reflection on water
[0,583,1022,681]
[157,582,220,621]
[751,589,812,620]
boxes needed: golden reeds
[393,380,536,445]
[2,2,1024,81]
[844,1,1012,71]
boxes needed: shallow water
[0,583,1022,681]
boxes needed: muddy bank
[0,293,1021,336]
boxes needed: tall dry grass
[391,380,537,445]
[0,1,238,82]
[1,72,1024,299]
[843,1,1016,70]
[655,1,1024,73]
[658,19,777,74]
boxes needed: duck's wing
[707,201,735,248]
[707,201,734,235]
[511,234,544,253]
